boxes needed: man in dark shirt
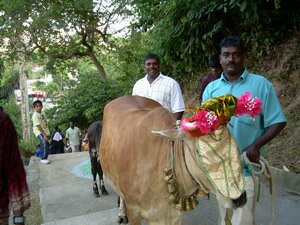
[199,54,223,103]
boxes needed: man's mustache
[226,62,235,67]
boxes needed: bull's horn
[151,129,184,140]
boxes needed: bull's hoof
[100,185,109,195]
[122,216,128,224]
[117,216,128,224]
[93,183,100,198]
[94,190,100,197]
[232,191,247,208]
[117,216,123,224]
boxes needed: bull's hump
[107,95,162,111]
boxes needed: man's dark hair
[33,100,43,107]
[144,53,160,64]
[220,36,244,53]
[208,54,221,68]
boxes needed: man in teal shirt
[203,36,286,225]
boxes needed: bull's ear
[151,129,185,140]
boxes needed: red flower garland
[181,92,262,137]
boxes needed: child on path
[32,100,51,164]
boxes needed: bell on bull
[168,193,180,204]
[184,198,193,211]
[190,195,199,208]
[174,197,186,211]
[167,182,176,194]
[163,169,174,181]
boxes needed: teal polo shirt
[202,68,287,176]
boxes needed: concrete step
[42,208,120,225]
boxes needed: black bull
[86,121,108,197]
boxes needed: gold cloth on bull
[164,93,262,210]
[194,126,244,199]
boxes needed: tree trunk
[88,51,107,80]
[19,52,31,141]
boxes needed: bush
[19,137,39,157]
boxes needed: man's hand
[244,122,286,163]
[244,144,260,163]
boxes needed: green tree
[45,31,151,129]
[130,0,300,81]
[0,0,133,79]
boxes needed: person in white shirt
[65,122,82,153]
[132,53,185,120]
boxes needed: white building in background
[14,73,54,109]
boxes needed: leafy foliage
[19,137,38,154]
[46,32,150,129]
[0,97,22,139]
[130,0,300,81]
[0,0,133,79]
[46,60,134,129]
[0,65,19,99]
[1,0,299,139]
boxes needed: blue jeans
[38,134,49,160]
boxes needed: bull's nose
[232,191,247,208]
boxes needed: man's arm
[245,122,286,162]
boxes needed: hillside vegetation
[262,31,300,172]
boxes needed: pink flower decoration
[235,92,262,117]
[193,110,220,134]
[181,118,198,131]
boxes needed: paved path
[33,151,300,225]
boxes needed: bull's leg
[93,182,100,197]
[117,197,129,224]
[98,158,108,195]
[99,179,108,195]
[91,156,100,197]
[124,205,142,225]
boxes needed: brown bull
[100,96,246,225]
